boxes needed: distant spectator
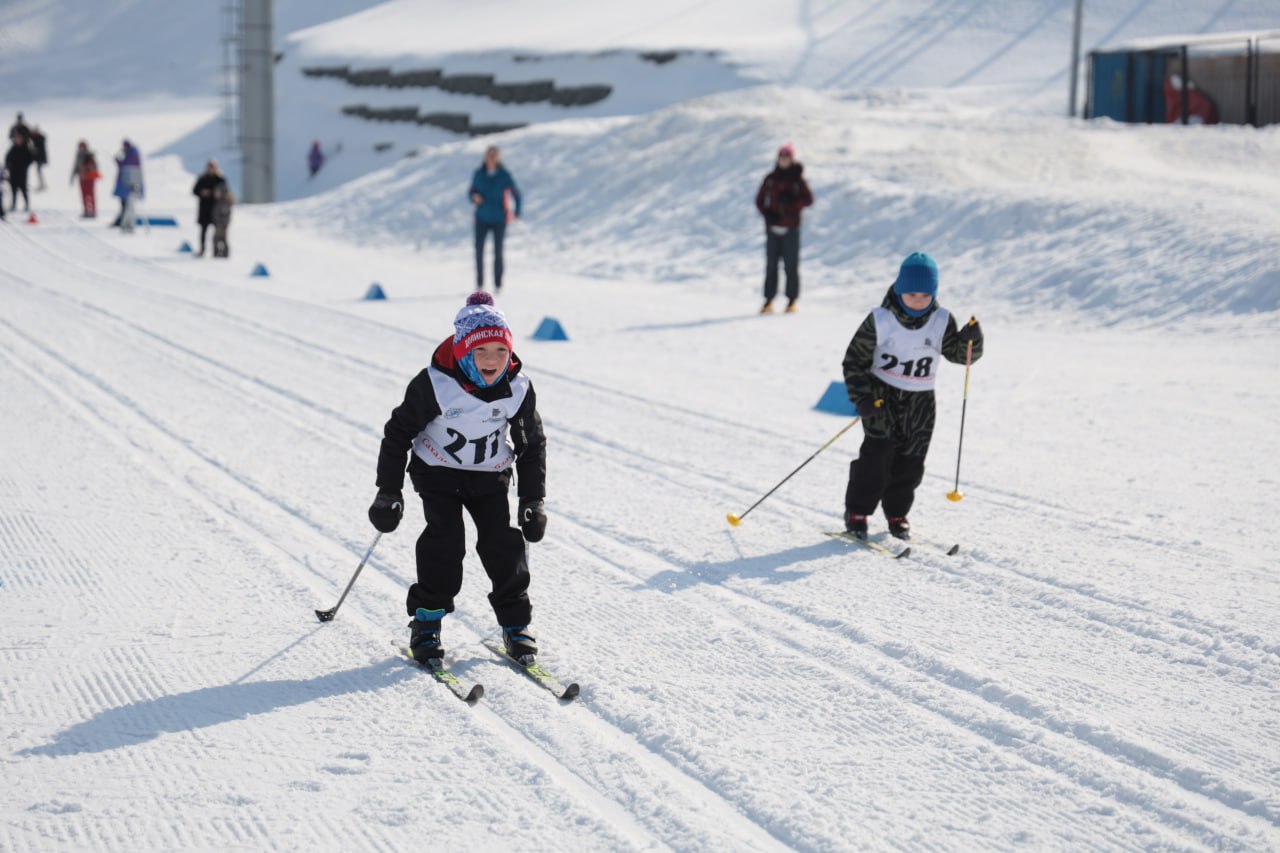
[308,140,324,178]
[468,145,521,291]
[212,187,234,258]
[5,128,33,213]
[9,112,28,142]
[29,126,47,191]
[70,140,101,218]
[192,159,228,256]
[112,139,143,229]
[754,143,814,314]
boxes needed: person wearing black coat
[29,126,47,191]
[192,159,227,257]
[5,129,33,213]
[370,293,548,664]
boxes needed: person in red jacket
[754,143,814,313]
[70,141,100,218]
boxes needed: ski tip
[467,685,485,702]
[315,608,336,622]
[894,547,912,559]
[560,683,580,701]
[945,543,960,556]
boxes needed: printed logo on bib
[444,407,463,419]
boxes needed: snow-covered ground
[3,1,1279,851]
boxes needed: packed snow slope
[3,1,1280,851]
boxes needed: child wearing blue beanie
[840,253,984,541]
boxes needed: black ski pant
[474,218,507,290]
[7,178,28,213]
[845,437,927,519]
[406,467,531,627]
[763,226,800,302]
[198,223,211,254]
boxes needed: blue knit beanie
[893,252,938,316]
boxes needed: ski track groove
[0,329,666,853]
[5,219,1252,580]
[6,218,1277,848]
[551,511,1280,848]
[0,265,781,851]
[10,247,1273,690]
[551,435,1280,686]
[13,220,1247,582]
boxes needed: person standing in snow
[192,159,228,256]
[368,291,547,664]
[307,140,324,178]
[70,140,100,218]
[211,186,234,258]
[112,139,143,229]
[29,126,47,191]
[469,145,521,291]
[754,143,813,314]
[842,252,983,541]
[5,127,33,214]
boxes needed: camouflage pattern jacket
[842,287,984,456]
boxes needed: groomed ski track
[2,214,1277,851]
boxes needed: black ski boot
[887,517,911,541]
[845,512,868,540]
[501,625,537,664]
[409,608,445,661]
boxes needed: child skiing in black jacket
[842,252,983,540]
[369,292,547,663]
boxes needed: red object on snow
[27,213,38,224]
[1164,75,1219,125]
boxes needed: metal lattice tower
[220,2,241,152]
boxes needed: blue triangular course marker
[250,262,269,277]
[532,317,568,341]
[179,241,193,253]
[814,381,856,415]
[137,215,178,227]
[363,283,387,300]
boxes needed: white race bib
[870,307,951,391]
[412,367,529,471]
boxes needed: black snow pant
[845,438,927,519]
[406,467,531,627]
[198,223,211,254]
[8,178,28,213]
[474,218,507,290]
[763,226,800,302]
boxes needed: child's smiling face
[900,292,933,312]
[471,342,511,383]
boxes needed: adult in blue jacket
[468,145,521,291]
[111,139,144,228]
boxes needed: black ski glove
[856,398,885,429]
[368,489,404,533]
[957,318,983,346]
[518,499,547,543]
